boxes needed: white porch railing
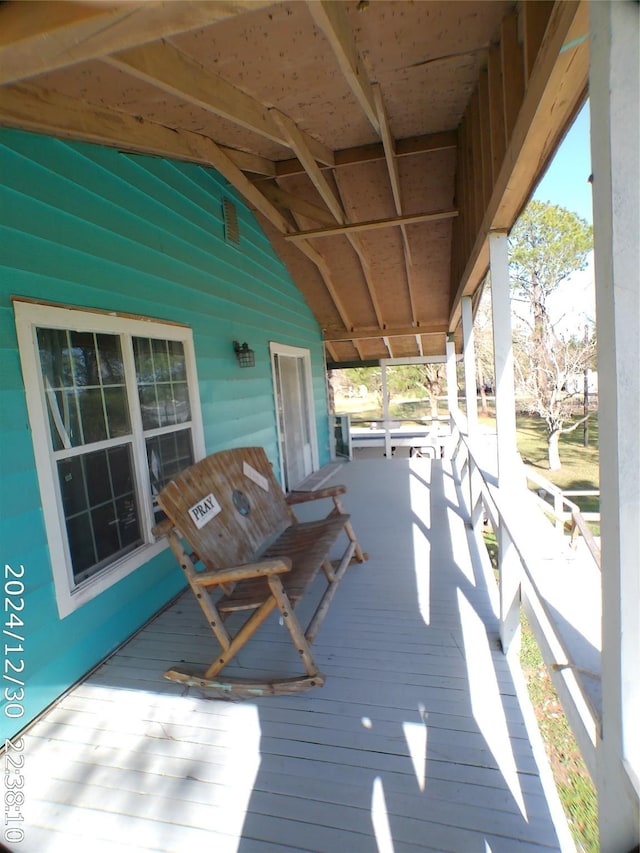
[522,467,601,569]
[449,408,601,781]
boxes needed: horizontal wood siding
[0,129,328,740]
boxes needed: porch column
[446,334,458,409]
[380,361,392,459]
[489,229,520,657]
[461,296,478,435]
[590,1,640,849]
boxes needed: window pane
[44,389,81,452]
[108,445,135,496]
[96,334,125,385]
[168,340,187,381]
[116,495,141,547]
[78,388,107,444]
[58,456,87,517]
[172,382,191,423]
[104,386,130,438]
[134,337,191,431]
[151,338,169,377]
[37,328,129,449]
[133,337,153,381]
[147,429,194,521]
[92,502,120,562]
[57,444,143,584]
[85,449,111,506]
[66,513,96,578]
[37,328,73,388]
[69,331,100,388]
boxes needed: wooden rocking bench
[153,446,366,697]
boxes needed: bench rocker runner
[153,447,366,697]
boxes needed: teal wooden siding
[0,129,330,740]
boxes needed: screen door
[270,344,317,491]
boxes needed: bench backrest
[157,447,295,570]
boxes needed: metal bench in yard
[153,446,366,697]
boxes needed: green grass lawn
[516,412,600,513]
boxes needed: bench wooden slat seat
[153,446,366,697]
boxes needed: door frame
[269,341,319,489]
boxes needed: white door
[270,344,318,491]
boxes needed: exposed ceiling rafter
[306,0,380,134]
[284,208,459,241]
[324,324,448,342]
[259,182,337,226]
[271,110,342,222]
[0,1,272,86]
[373,82,417,323]
[273,131,458,178]
[106,40,334,165]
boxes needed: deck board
[16,458,572,852]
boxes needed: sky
[531,101,596,332]
[533,101,593,224]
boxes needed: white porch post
[489,230,521,657]
[446,336,458,415]
[446,336,458,465]
[590,1,640,849]
[462,296,482,528]
[462,295,478,435]
[381,361,392,459]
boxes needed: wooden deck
[18,458,573,852]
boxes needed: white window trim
[269,342,319,488]
[14,300,205,619]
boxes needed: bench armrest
[286,485,346,505]
[193,557,292,587]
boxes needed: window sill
[56,538,168,619]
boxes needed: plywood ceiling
[0,0,589,364]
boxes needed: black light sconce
[233,340,255,368]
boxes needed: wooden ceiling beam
[271,110,343,223]
[294,241,355,331]
[273,130,457,178]
[284,208,458,241]
[258,183,337,226]
[324,324,448,342]
[373,82,417,322]
[106,40,334,165]
[345,234,386,329]
[0,1,271,85]
[373,85,402,215]
[107,40,283,146]
[306,0,380,134]
[222,148,276,177]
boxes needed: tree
[509,201,594,470]
[385,365,445,419]
[474,284,495,415]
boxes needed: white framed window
[14,300,205,618]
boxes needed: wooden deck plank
[13,458,570,852]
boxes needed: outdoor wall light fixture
[233,340,255,368]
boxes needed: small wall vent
[223,198,240,245]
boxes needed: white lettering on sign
[243,461,269,492]
[188,493,222,529]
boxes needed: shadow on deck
[19,458,572,852]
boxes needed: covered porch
[0,1,638,849]
[20,456,571,852]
